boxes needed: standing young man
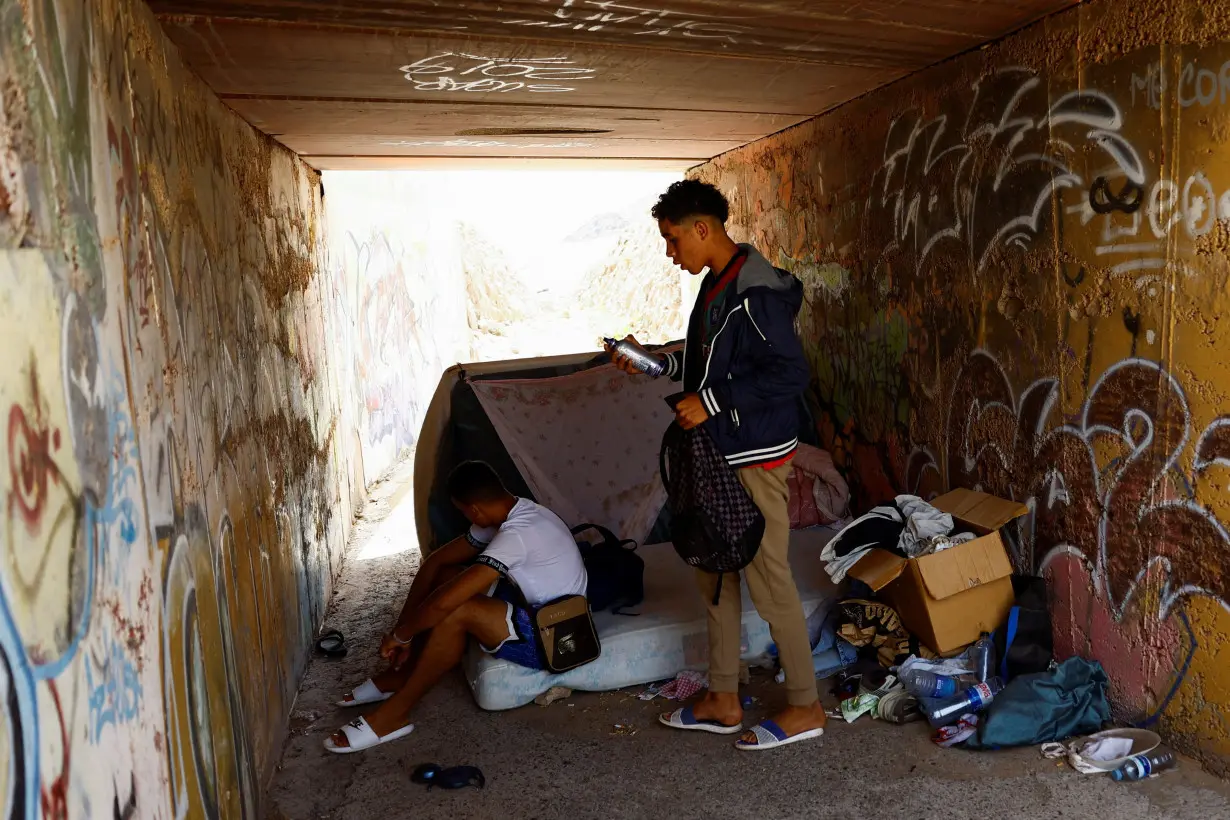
[609,179,825,750]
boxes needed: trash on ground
[611,723,638,736]
[535,686,572,707]
[933,715,979,747]
[1111,749,1176,781]
[839,693,880,723]
[1041,728,1162,774]
[839,489,1026,654]
[638,670,707,701]
[876,687,922,724]
[924,677,1003,728]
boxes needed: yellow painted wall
[1,0,360,814]
[694,0,1230,773]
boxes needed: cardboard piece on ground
[848,489,1028,654]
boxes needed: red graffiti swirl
[7,404,55,528]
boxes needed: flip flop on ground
[323,716,415,754]
[658,706,744,735]
[734,719,824,751]
[336,678,393,707]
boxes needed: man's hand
[674,393,710,430]
[605,334,662,377]
[380,631,409,665]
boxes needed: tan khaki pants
[694,459,818,707]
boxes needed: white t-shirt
[468,499,588,607]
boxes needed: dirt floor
[266,459,1230,820]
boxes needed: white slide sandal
[336,678,393,707]
[323,716,415,754]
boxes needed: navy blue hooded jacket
[660,244,810,468]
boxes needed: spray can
[605,337,666,377]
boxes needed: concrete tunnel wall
[693,0,1230,774]
[0,0,403,816]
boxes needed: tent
[413,342,684,557]
[411,343,847,710]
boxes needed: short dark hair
[651,179,730,225]
[447,461,507,504]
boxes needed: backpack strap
[999,606,1020,681]
[571,523,619,546]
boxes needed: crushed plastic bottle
[899,668,958,699]
[1111,750,1177,782]
[923,677,1004,728]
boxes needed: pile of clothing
[820,494,977,582]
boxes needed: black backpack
[572,523,644,615]
[659,421,765,603]
[992,575,1053,680]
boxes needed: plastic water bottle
[924,677,1004,727]
[899,668,959,698]
[1111,750,1177,781]
[605,337,665,377]
[971,632,996,682]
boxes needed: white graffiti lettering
[378,138,595,149]
[398,53,597,93]
[502,0,748,43]
[865,67,1143,280]
[1130,58,1230,110]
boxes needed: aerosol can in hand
[605,337,666,377]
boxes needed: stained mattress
[463,527,840,711]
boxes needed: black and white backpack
[659,420,765,603]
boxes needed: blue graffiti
[85,634,143,743]
[97,366,140,586]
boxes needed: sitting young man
[325,460,588,753]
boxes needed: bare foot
[667,690,743,727]
[739,702,827,745]
[339,667,408,704]
[328,702,411,748]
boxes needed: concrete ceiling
[149,0,1076,171]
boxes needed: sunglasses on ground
[411,763,485,790]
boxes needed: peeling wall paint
[1,0,361,816]
[694,0,1230,774]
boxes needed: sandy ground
[267,458,1230,820]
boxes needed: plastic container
[605,338,666,377]
[971,632,996,682]
[899,668,959,699]
[924,677,1004,728]
[1111,750,1176,782]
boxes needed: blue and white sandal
[659,706,744,735]
[735,719,825,751]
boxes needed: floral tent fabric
[469,357,680,545]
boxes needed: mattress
[463,527,841,711]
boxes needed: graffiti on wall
[2,0,353,815]
[699,34,1230,768]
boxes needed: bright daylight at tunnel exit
[6,0,1230,818]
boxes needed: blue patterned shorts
[481,581,543,670]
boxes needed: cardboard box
[847,489,1028,654]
